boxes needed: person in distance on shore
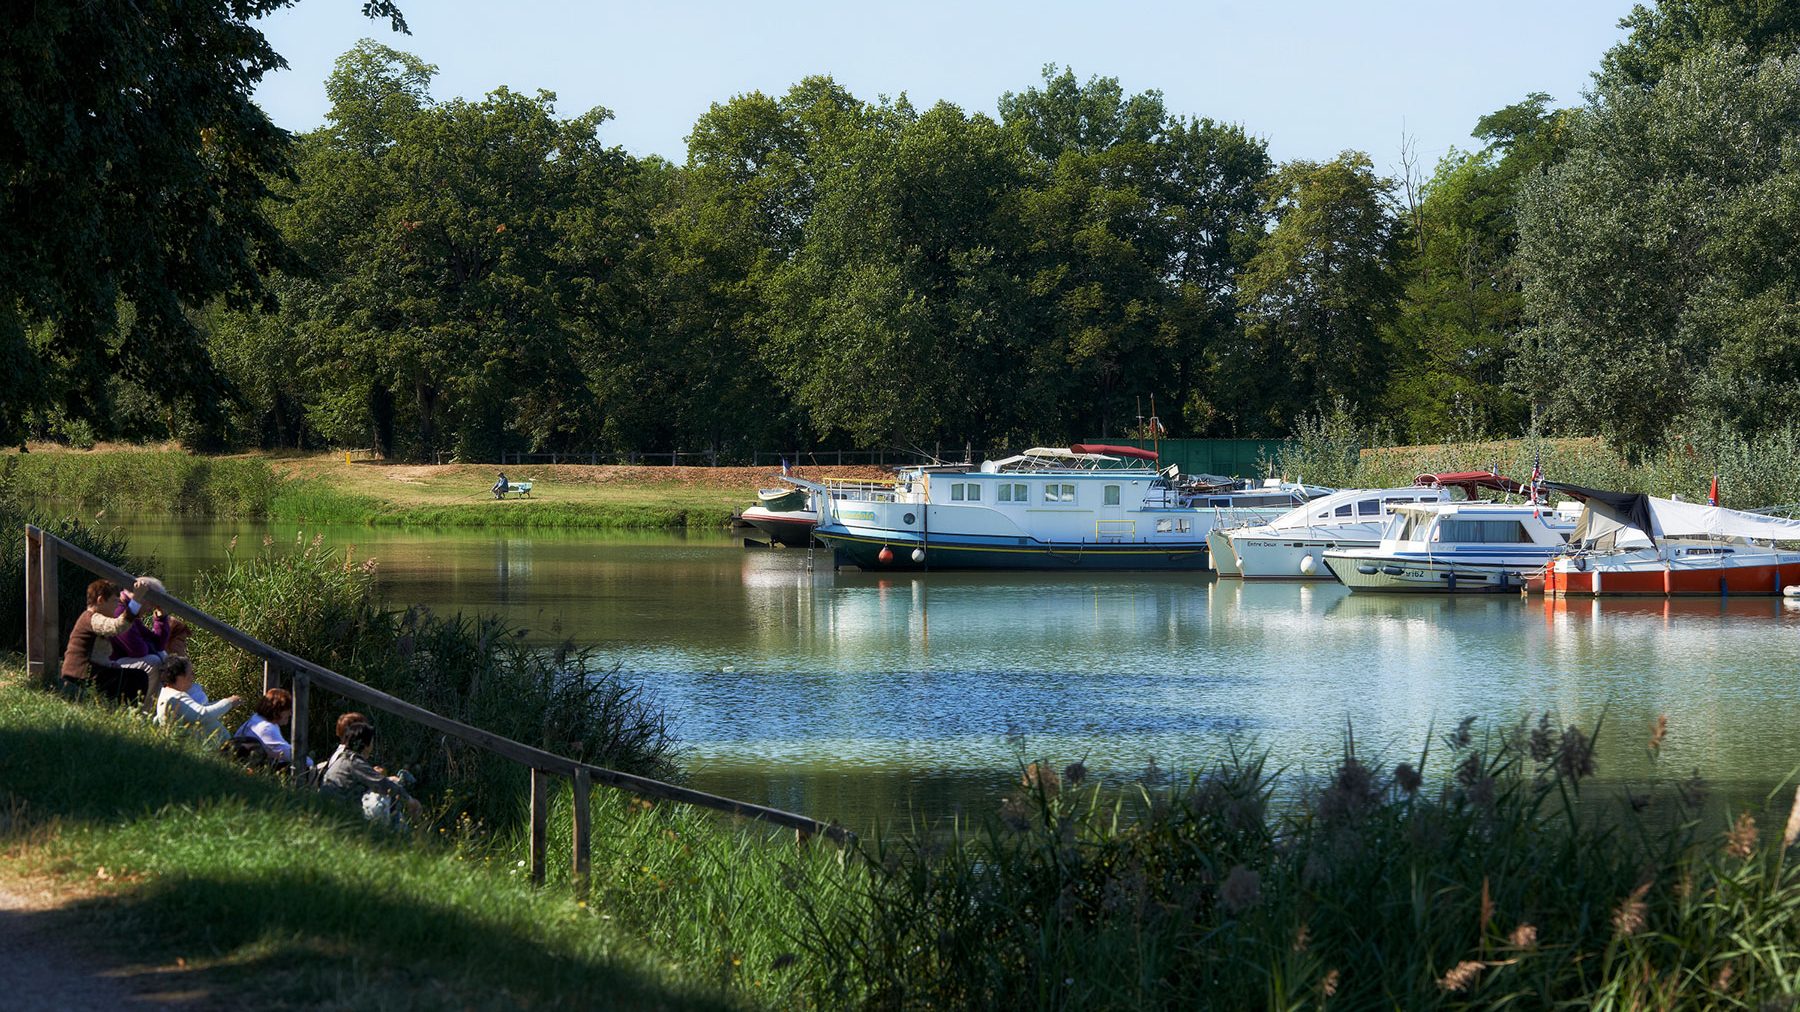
[233,688,296,768]
[58,579,142,702]
[154,657,242,741]
[321,717,422,823]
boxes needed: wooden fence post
[24,527,41,682]
[263,659,279,694]
[39,532,59,686]
[529,768,549,886]
[291,673,311,768]
[571,767,591,894]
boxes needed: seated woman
[58,579,141,701]
[154,657,241,741]
[321,718,421,822]
[232,688,295,767]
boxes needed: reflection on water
[121,516,1800,828]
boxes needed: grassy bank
[1,449,877,530]
[0,657,859,1010]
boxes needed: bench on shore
[493,481,532,499]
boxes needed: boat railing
[823,478,899,502]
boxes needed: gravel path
[0,881,203,1009]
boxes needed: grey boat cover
[1546,482,1800,547]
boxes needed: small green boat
[757,487,808,512]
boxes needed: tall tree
[1604,0,1800,86]
[0,0,404,443]
[1230,153,1405,435]
[1516,44,1800,449]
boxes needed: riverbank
[1,447,889,530]
[0,657,853,1010]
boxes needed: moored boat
[739,486,820,548]
[1323,490,1579,593]
[794,445,1332,571]
[1542,482,1800,596]
[1223,480,1471,580]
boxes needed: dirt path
[0,880,209,1009]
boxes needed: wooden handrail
[25,525,855,862]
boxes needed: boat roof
[1261,485,1450,530]
[1414,471,1528,496]
[1388,500,1575,518]
[1548,481,1800,546]
[981,447,1158,472]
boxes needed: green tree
[0,0,404,444]
[1384,95,1572,440]
[1516,44,1800,450]
[1604,0,1800,86]
[1231,153,1405,435]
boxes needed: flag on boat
[1709,473,1719,507]
[781,456,791,477]
[1529,450,1543,504]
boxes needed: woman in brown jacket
[59,579,143,701]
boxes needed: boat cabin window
[1155,517,1192,534]
[997,482,1028,503]
[1433,518,1532,544]
[1044,483,1076,504]
[949,482,980,502]
[1335,503,1353,517]
[1397,514,1434,540]
[1104,485,1121,506]
[1357,499,1380,515]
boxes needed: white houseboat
[793,445,1331,571]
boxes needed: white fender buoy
[1298,554,1316,576]
[911,548,926,563]
[1784,585,1800,598]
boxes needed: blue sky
[254,1,1632,172]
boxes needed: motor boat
[1323,492,1580,593]
[1541,482,1800,596]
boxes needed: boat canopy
[1069,443,1159,460]
[1414,471,1528,496]
[981,447,1157,472]
[1547,482,1800,547]
[1258,486,1449,531]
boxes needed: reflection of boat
[794,446,1331,571]
[1324,494,1579,593]
[740,487,819,548]
[1542,482,1800,596]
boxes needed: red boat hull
[1546,561,1795,597]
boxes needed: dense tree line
[7,2,1800,461]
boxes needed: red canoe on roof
[1070,443,1159,460]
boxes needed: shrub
[185,534,678,829]
[0,482,145,660]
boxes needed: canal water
[118,517,1800,830]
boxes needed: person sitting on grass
[321,717,422,823]
[58,579,140,702]
[154,657,242,741]
[232,688,296,768]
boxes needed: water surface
[120,516,1800,828]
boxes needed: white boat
[1542,482,1800,596]
[791,445,1332,571]
[1323,498,1580,593]
[1221,472,1532,580]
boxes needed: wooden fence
[20,525,852,888]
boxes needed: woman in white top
[155,657,241,741]
[233,688,295,765]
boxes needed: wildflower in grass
[1508,923,1538,949]
[1715,961,1734,991]
[1292,923,1310,953]
[1318,756,1379,825]
[1612,881,1651,937]
[1648,714,1668,755]
[1220,865,1260,914]
[1783,785,1800,849]
[1393,762,1421,795]
[1321,969,1340,998]
[1726,812,1757,860]
[1556,727,1595,783]
[1022,762,1059,798]
[1438,960,1483,992]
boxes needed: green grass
[2,450,747,529]
[0,658,862,1010]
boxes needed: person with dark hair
[154,657,241,740]
[58,579,139,700]
[320,717,420,822]
[232,687,295,765]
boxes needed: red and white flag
[1709,473,1719,507]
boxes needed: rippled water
[119,516,1800,829]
